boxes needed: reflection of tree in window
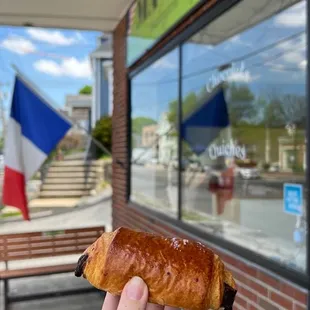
[143,0,147,20]
[138,1,143,21]
[227,84,255,127]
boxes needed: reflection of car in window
[188,159,204,172]
[234,161,260,180]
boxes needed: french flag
[2,73,72,221]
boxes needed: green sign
[128,0,200,39]
[127,0,201,64]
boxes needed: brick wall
[112,12,308,310]
[112,15,128,226]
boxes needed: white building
[157,112,177,165]
[64,94,92,135]
[90,33,113,128]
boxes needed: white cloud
[274,1,306,28]
[226,71,260,83]
[74,32,87,43]
[27,28,86,46]
[274,32,306,69]
[282,51,305,64]
[229,34,241,43]
[270,64,286,72]
[299,59,307,70]
[1,36,36,54]
[34,57,92,78]
[225,34,252,49]
[152,58,176,69]
[277,33,306,52]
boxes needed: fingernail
[126,276,145,300]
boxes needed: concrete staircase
[39,159,100,199]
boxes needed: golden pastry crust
[76,227,236,310]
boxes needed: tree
[167,92,198,126]
[227,84,255,126]
[79,85,92,95]
[132,117,157,134]
[281,94,306,128]
[92,116,112,158]
[0,136,3,153]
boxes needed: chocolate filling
[221,283,237,310]
[74,254,89,277]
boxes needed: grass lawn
[0,211,21,219]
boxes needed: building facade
[112,1,310,309]
[90,34,113,127]
[64,94,92,134]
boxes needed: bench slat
[1,233,101,247]
[0,226,104,262]
[0,263,77,279]
[6,248,89,260]
[5,241,93,254]
[0,226,105,239]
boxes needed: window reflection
[130,49,179,217]
[180,0,307,272]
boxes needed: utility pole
[265,124,270,164]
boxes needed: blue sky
[0,26,101,116]
[131,0,307,121]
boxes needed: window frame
[127,0,310,289]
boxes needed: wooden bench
[0,226,105,310]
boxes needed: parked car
[235,165,260,179]
[170,158,189,171]
[269,163,280,172]
[188,159,204,172]
[148,158,159,165]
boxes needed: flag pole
[10,64,118,165]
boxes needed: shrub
[92,116,112,158]
[58,134,83,151]
[262,162,271,171]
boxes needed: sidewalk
[1,186,112,223]
[0,273,104,310]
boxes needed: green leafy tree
[0,137,3,153]
[79,85,92,95]
[132,117,157,134]
[167,92,198,126]
[92,116,112,158]
[131,117,157,148]
[227,84,255,126]
[282,94,306,128]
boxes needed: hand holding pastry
[75,227,237,310]
[102,276,179,310]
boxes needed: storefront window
[180,0,307,272]
[130,49,179,217]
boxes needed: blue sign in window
[283,183,303,216]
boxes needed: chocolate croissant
[75,227,237,310]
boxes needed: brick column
[112,16,128,228]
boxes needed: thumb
[117,277,149,310]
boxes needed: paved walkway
[0,274,104,310]
[0,194,112,234]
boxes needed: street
[0,195,112,234]
[131,165,302,242]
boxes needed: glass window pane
[130,49,179,217]
[181,0,307,272]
